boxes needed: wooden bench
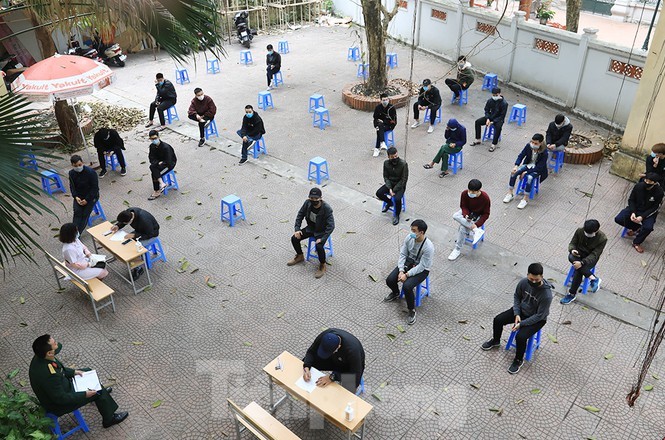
[227,399,300,440]
[45,252,116,321]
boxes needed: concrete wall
[2,10,43,63]
[333,0,648,128]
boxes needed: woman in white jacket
[59,223,108,280]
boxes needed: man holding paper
[29,334,129,429]
[302,328,365,393]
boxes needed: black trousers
[73,197,98,234]
[567,252,595,295]
[188,114,212,139]
[375,123,392,149]
[267,67,280,86]
[445,78,466,97]
[97,147,126,172]
[413,102,440,125]
[149,163,174,191]
[493,308,546,362]
[149,99,176,125]
[291,228,326,263]
[376,186,404,216]
[475,117,503,144]
[614,207,657,245]
[386,267,429,311]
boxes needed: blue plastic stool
[240,50,253,65]
[40,169,66,195]
[162,170,179,195]
[356,376,365,396]
[252,137,268,158]
[384,130,395,147]
[357,63,369,79]
[564,265,595,295]
[308,157,330,184]
[204,120,219,140]
[258,91,274,110]
[278,40,290,53]
[19,152,38,171]
[424,107,442,125]
[347,46,360,61]
[516,174,540,199]
[206,59,221,74]
[220,194,246,226]
[482,73,498,91]
[306,236,333,261]
[272,71,283,87]
[87,200,107,226]
[309,94,325,113]
[166,106,179,124]
[548,150,564,173]
[508,104,527,126]
[386,52,398,69]
[447,150,463,175]
[175,68,190,84]
[382,194,407,215]
[312,107,331,130]
[46,409,89,440]
[482,125,502,142]
[506,329,541,362]
[105,152,122,171]
[451,88,468,106]
[464,224,485,249]
[400,275,430,307]
[143,237,167,269]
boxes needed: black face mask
[389,158,398,165]
[311,200,322,208]
[528,281,541,288]
[647,184,656,190]
[55,342,62,355]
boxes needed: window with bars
[608,59,643,80]
[533,38,560,56]
[475,21,496,35]
[431,9,447,21]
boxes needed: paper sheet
[109,230,127,242]
[89,254,106,265]
[295,367,326,393]
[73,370,102,392]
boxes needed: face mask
[389,158,398,165]
[246,112,254,118]
[151,139,160,145]
[458,63,465,69]
[647,184,656,190]
[381,100,389,107]
[104,132,110,140]
[528,280,541,288]
[423,86,430,91]
[468,192,478,198]
[409,232,417,239]
[584,232,596,238]
[268,51,273,55]
[55,342,62,355]
[651,152,657,158]
[449,127,457,131]
[73,165,84,172]
[530,143,539,150]
[157,81,164,86]
[197,95,205,101]
[311,200,321,207]
[556,123,564,128]
[76,231,80,239]
[492,95,501,101]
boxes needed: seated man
[376,147,409,225]
[470,87,508,152]
[423,118,466,177]
[287,187,335,279]
[147,130,177,200]
[29,334,128,429]
[111,207,160,242]
[266,44,282,90]
[545,114,573,152]
[302,328,365,394]
[448,179,490,261]
[641,143,665,183]
[502,134,548,210]
[481,263,553,374]
[145,73,177,130]
[410,79,442,134]
[445,56,474,102]
[383,219,435,325]
[93,128,126,178]
[560,219,606,304]
[236,104,266,165]
[614,172,664,253]
[187,87,217,147]
[372,93,397,157]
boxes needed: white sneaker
[411,121,421,128]
[373,148,380,157]
[448,248,461,261]
[472,228,485,245]
[503,193,514,203]
[517,199,528,209]
[267,85,273,91]
[380,141,387,150]
[427,125,434,134]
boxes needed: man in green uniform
[28,334,128,428]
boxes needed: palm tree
[0,0,226,268]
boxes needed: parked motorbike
[234,11,254,48]
[67,35,102,62]
[92,33,127,67]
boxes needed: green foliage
[0,370,54,439]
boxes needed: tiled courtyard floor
[1,26,664,439]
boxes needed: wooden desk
[263,351,373,439]
[87,221,152,294]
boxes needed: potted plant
[536,4,555,24]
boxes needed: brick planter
[563,146,604,165]
[342,82,412,112]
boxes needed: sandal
[633,243,644,253]
[470,141,482,146]
[489,145,497,152]
[423,163,433,169]
[439,171,449,178]
[148,192,161,200]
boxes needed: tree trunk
[27,10,56,59]
[566,0,582,33]
[360,0,387,93]
[54,100,83,149]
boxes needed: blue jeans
[509,165,538,191]
[236,130,262,160]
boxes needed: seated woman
[59,223,108,280]
[502,133,548,210]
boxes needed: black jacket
[93,129,125,151]
[68,166,99,203]
[545,119,573,146]
[155,79,177,103]
[416,86,442,107]
[484,96,508,124]
[373,103,397,130]
[568,227,607,267]
[266,51,281,70]
[148,141,177,168]
[515,144,549,182]
[294,200,335,243]
[383,158,409,193]
[239,113,266,139]
[646,155,665,182]
[628,181,664,219]
[116,207,160,241]
[302,328,365,392]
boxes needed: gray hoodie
[513,278,553,327]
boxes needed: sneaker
[267,85,273,91]
[560,294,576,305]
[99,169,108,178]
[503,193,514,203]
[383,291,400,302]
[411,121,421,128]
[239,158,248,165]
[472,228,485,245]
[590,277,601,293]
[373,148,380,157]
[427,125,434,134]
[448,248,461,261]
[508,359,524,374]
[407,310,417,325]
[392,215,400,225]
[452,96,460,103]
[380,141,387,150]
[381,202,392,213]
[198,138,205,147]
[481,339,500,351]
[131,266,144,281]
[287,254,305,266]
[120,168,127,176]
[517,199,528,209]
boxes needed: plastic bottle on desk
[344,401,354,422]
[135,240,143,253]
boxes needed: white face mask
[73,165,84,172]
[458,62,465,69]
[197,95,205,101]
[555,123,564,128]
[381,100,389,106]
[448,127,457,131]
[492,95,501,101]
[530,143,539,150]
[468,192,478,198]
[584,232,596,238]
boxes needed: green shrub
[0,369,53,440]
